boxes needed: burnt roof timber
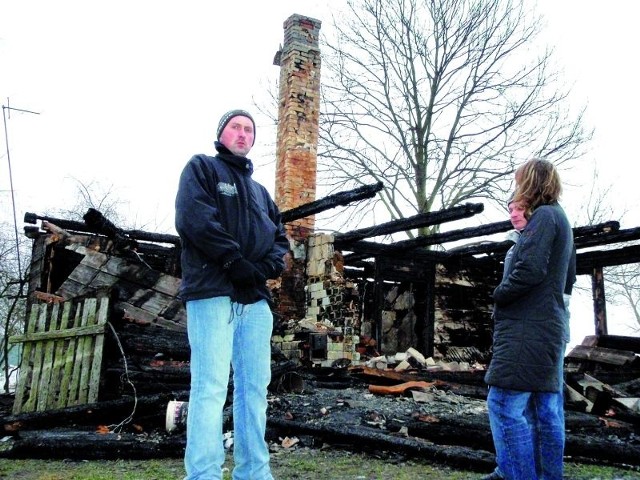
[341,220,630,267]
[24,212,181,246]
[334,202,484,246]
[23,183,384,246]
[576,244,640,274]
[574,226,640,249]
[442,222,630,261]
[280,181,383,223]
[573,221,620,238]
[341,219,511,263]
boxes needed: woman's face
[508,201,528,231]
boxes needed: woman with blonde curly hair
[483,159,574,480]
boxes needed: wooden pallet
[9,296,109,414]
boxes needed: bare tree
[604,264,640,333]
[571,166,639,334]
[318,0,591,235]
[47,177,139,230]
[0,224,29,393]
[571,165,620,227]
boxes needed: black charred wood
[393,411,640,467]
[340,220,512,264]
[335,203,485,246]
[389,415,493,451]
[280,182,383,223]
[266,417,495,472]
[0,391,187,435]
[573,221,620,238]
[116,323,190,360]
[23,211,181,246]
[2,430,186,460]
[564,433,640,467]
[589,335,640,354]
[575,226,640,249]
[442,239,512,260]
[577,244,640,274]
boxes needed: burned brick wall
[304,235,359,327]
[305,234,360,363]
[271,233,361,365]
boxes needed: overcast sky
[2,0,639,343]
[0,1,334,232]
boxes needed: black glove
[226,258,266,288]
[233,288,261,305]
[254,260,278,280]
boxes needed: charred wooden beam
[577,244,640,275]
[343,245,445,265]
[116,323,190,360]
[396,413,640,467]
[335,203,484,246]
[440,221,629,262]
[342,219,508,263]
[575,227,640,249]
[342,218,619,263]
[2,430,186,460]
[24,212,181,245]
[280,182,383,223]
[103,356,299,399]
[566,346,638,367]
[565,433,640,467]
[437,239,511,260]
[584,334,640,354]
[266,417,496,472]
[83,208,136,249]
[573,221,620,238]
[1,391,186,435]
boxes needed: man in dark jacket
[484,159,574,480]
[175,109,288,480]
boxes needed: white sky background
[0,1,334,231]
[1,0,639,347]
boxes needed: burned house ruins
[1,12,639,474]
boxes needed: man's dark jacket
[175,142,288,304]
[484,203,574,392]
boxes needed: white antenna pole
[2,98,40,279]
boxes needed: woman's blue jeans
[487,386,564,480]
[184,297,274,480]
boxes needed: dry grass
[1,448,640,480]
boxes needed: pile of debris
[1,336,639,475]
[1,201,639,474]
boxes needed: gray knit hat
[216,109,256,145]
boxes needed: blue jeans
[184,297,274,480]
[487,387,564,480]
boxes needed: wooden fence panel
[9,296,109,414]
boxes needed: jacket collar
[214,141,254,175]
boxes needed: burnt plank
[566,345,638,367]
[281,182,383,223]
[3,430,186,460]
[267,416,495,472]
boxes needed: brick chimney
[275,14,322,237]
[274,14,322,325]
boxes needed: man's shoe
[480,471,504,480]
